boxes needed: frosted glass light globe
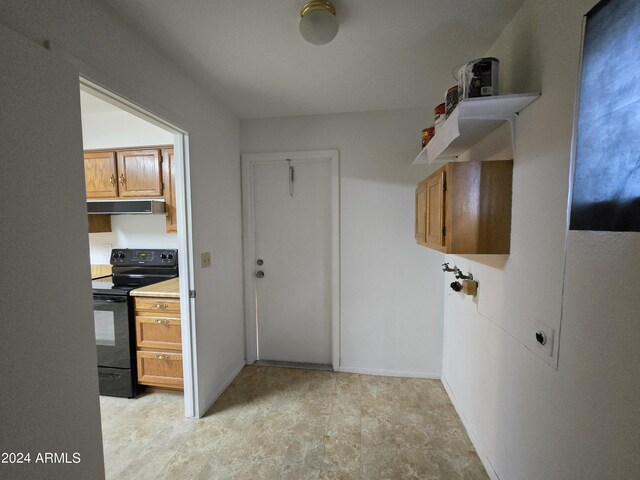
[299,5,339,45]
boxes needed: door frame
[79,79,200,418]
[241,150,340,369]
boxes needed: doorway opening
[80,79,199,418]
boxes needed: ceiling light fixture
[299,0,339,45]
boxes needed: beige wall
[442,0,640,478]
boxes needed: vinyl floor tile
[100,366,488,479]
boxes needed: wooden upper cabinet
[116,149,162,197]
[84,146,175,232]
[84,151,118,198]
[162,148,177,232]
[87,214,111,233]
[415,179,427,246]
[84,147,165,199]
[415,160,513,254]
[426,171,446,250]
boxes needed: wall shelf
[412,93,540,165]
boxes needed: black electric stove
[92,248,178,397]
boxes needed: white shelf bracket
[461,113,518,154]
[506,113,517,154]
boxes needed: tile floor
[100,366,488,479]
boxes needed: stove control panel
[110,249,178,266]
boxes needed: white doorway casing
[242,150,340,369]
[80,80,200,418]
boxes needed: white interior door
[252,157,333,364]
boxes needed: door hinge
[189,290,196,298]
[442,225,446,237]
[442,180,447,192]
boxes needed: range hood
[87,199,166,215]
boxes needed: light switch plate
[201,252,211,268]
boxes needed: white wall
[441,0,640,479]
[241,109,445,378]
[0,24,105,480]
[88,216,178,264]
[1,0,244,435]
[81,98,174,150]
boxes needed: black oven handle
[94,296,127,304]
[114,273,174,279]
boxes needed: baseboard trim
[337,365,440,379]
[200,361,245,417]
[441,375,500,480]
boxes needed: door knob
[256,271,265,278]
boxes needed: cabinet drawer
[137,351,183,389]
[135,316,181,351]
[134,297,180,315]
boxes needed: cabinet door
[84,151,118,198]
[415,179,427,246]
[87,214,111,233]
[116,149,162,197]
[425,169,446,250]
[162,148,177,232]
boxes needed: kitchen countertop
[130,277,180,298]
[91,264,112,279]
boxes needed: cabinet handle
[153,304,169,309]
[109,174,116,186]
[119,173,126,186]
[157,354,168,360]
[155,319,170,324]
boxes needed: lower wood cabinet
[134,296,183,390]
[415,160,513,254]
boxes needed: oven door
[93,294,132,369]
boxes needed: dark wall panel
[570,0,640,231]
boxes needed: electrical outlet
[201,252,211,268]
[533,321,554,357]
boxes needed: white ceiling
[101,0,525,119]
